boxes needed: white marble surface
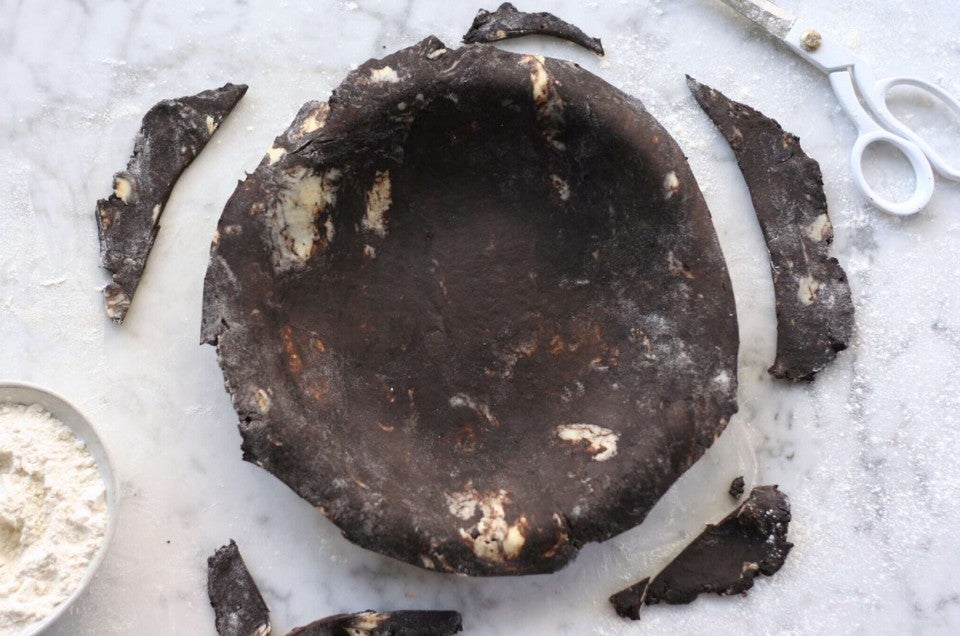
[2,0,959,633]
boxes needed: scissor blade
[717,0,797,39]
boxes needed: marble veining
[1,0,958,634]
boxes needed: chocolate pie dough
[202,39,739,576]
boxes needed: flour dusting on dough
[556,423,619,461]
[663,171,680,199]
[113,177,132,203]
[265,166,341,272]
[550,174,570,201]
[449,393,500,428]
[266,145,286,165]
[805,213,834,242]
[369,66,400,83]
[519,54,565,151]
[363,170,392,237]
[445,485,527,562]
[352,612,388,630]
[798,274,821,305]
[299,103,330,135]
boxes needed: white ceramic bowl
[0,381,119,636]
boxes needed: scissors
[717,0,960,216]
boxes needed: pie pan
[202,37,739,576]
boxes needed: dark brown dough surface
[728,475,745,499]
[202,38,738,576]
[687,76,854,381]
[287,611,462,636]
[610,485,793,620]
[207,540,271,636]
[462,2,604,55]
[96,83,247,324]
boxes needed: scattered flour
[0,403,107,634]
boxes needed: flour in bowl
[0,403,108,634]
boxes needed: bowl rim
[0,380,120,636]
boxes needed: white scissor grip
[830,70,935,216]
[866,75,960,181]
[850,130,935,217]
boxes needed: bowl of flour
[0,382,118,635]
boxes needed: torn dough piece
[728,475,745,499]
[687,76,854,382]
[207,540,271,636]
[96,82,247,324]
[610,485,793,620]
[286,610,463,636]
[462,2,604,56]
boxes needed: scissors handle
[849,129,935,217]
[830,70,935,216]
[855,69,960,181]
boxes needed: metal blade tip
[718,0,797,39]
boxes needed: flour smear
[0,403,108,634]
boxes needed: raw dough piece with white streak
[687,76,854,381]
[462,2,604,55]
[96,83,247,324]
[207,540,271,636]
[286,610,462,635]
